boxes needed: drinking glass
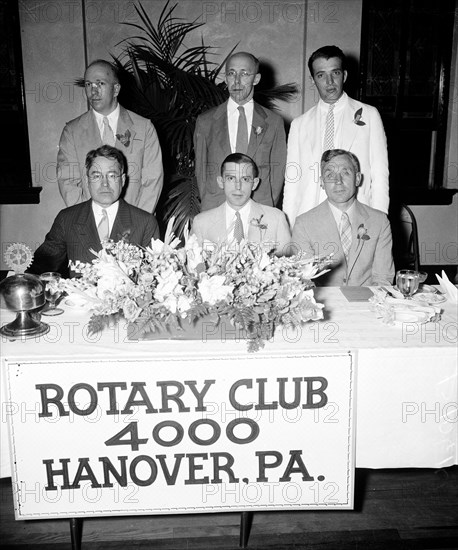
[395,270,420,299]
[40,272,64,315]
[417,271,428,284]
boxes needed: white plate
[63,296,92,311]
[412,292,446,305]
[393,310,430,325]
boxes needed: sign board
[5,352,355,519]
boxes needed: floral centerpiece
[63,221,333,352]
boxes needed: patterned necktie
[97,209,109,241]
[340,212,351,260]
[323,103,335,152]
[102,116,115,146]
[234,211,244,243]
[236,106,248,154]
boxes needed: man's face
[225,54,261,105]
[311,56,347,104]
[217,162,259,210]
[87,156,125,207]
[84,63,120,115]
[321,154,361,209]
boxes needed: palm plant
[112,1,298,237]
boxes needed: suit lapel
[74,201,101,253]
[247,201,265,242]
[111,200,134,242]
[213,102,231,154]
[247,103,268,158]
[341,98,359,152]
[346,201,369,278]
[115,107,135,154]
[77,111,102,152]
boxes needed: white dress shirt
[92,200,119,237]
[225,200,252,242]
[328,200,356,233]
[227,98,254,152]
[93,104,120,141]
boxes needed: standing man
[283,45,389,227]
[57,59,163,214]
[194,52,287,211]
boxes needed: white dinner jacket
[283,94,389,227]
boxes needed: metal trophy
[0,243,50,339]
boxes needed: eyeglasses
[84,81,107,90]
[88,172,121,184]
[225,70,255,80]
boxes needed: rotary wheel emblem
[4,243,33,273]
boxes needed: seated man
[28,145,159,277]
[291,149,394,286]
[191,153,291,255]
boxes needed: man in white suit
[192,153,291,255]
[291,149,394,286]
[283,45,389,228]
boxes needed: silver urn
[0,274,50,339]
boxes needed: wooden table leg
[70,517,83,550]
[239,511,253,548]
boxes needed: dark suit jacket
[28,199,159,277]
[291,200,394,286]
[57,106,163,213]
[194,101,287,211]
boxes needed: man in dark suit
[291,149,394,286]
[57,59,163,213]
[29,145,159,277]
[194,52,286,211]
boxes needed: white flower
[198,274,233,305]
[154,267,182,302]
[185,234,204,273]
[177,294,193,314]
[122,298,141,322]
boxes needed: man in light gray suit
[192,154,291,255]
[284,45,389,228]
[194,52,286,211]
[291,149,394,286]
[57,60,163,213]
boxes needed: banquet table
[1,286,457,479]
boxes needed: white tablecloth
[1,287,457,477]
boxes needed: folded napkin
[436,270,458,303]
[369,288,441,326]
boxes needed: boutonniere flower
[254,126,263,136]
[115,129,131,147]
[353,108,366,126]
[250,214,268,240]
[347,224,370,281]
[357,223,370,241]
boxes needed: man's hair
[221,153,259,178]
[308,45,346,76]
[321,149,361,173]
[85,145,127,175]
[226,52,260,74]
[85,59,120,83]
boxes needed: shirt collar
[92,200,119,218]
[319,91,348,113]
[328,197,356,226]
[228,96,254,114]
[92,103,120,126]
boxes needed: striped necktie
[234,211,244,243]
[340,212,351,259]
[97,209,109,241]
[323,103,335,152]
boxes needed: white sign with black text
[6,352,355,519]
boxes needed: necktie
[340,212,351,260]
[97,209,109,241]
[236,106,248,154]
[234,211,244,243]
[102,117,115,146]
[323,103,335,152]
